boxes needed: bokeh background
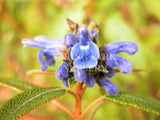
[0,0,160,120]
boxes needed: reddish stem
[72,82,86,120]
[80,96,106,118]
[26,70,56,76]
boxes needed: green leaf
[106,92,160,116]
[0,77,38,91]
[0,87,67,120]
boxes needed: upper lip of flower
[105,41,138,55]
[22,35,64,50]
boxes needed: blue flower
[105,41,138,74]
[90,29,98,39]
[74,67,95,87]
[74,67,87,82]
[85,74,95,88]
[22,21,138,94]
[70,26,100,69]
[64,33,79,49]
[56,61,72,87]
[22,35,64,71]
[99,78,118,96]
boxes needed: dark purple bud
[99,78,118,96]
[90,29,98,39]
[64,33,79,49]
[74,68,87,82]
[84,74,95,88]
[56,62,71,80]
[62,79,69,87]
[105,41,138,55]
[78,26,89,38]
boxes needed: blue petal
[89,41,100,59]
[105,67,115,78]
[70,41,99,69]
[74,56,97,69]
[34,35,52,42]
[79,46,92,60]
[74,68,87,82]
[22,37,64,50]
[43,48,62,56]
[38,49,47,72]
[84,74,95,88]
[90,29,98,39]
[43,53,55,66]
[78,26,90,46]
[78,26,89,39]
[62,79,69,87]
[64,33,79,48]
[105,41,138,55]
[70,43,80,60]
[80,36,90,46]
[106,54,132,74]
[35,35,64,44]
[45,41,64,50]
[99,78,118,95]
[22,39,46,48]
[56,62,71,80]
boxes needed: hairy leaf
[0,87,67,120]
[0,77,38,91]
[106,92,160,115]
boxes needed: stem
[71,82,86,120]
[51,100,74,118]
[26,70,55,76]
[80,96,106,118]
[68,90,80,103]
[114,68,150,73]
[74,82,83,116]
[89,100,105,120]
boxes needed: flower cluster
[22,23,138,96]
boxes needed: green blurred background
[0,0,160,120]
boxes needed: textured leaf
[0,77,38,91]
[106,92,160,116]
[0,87,67,120]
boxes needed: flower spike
[22,20,138,92]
